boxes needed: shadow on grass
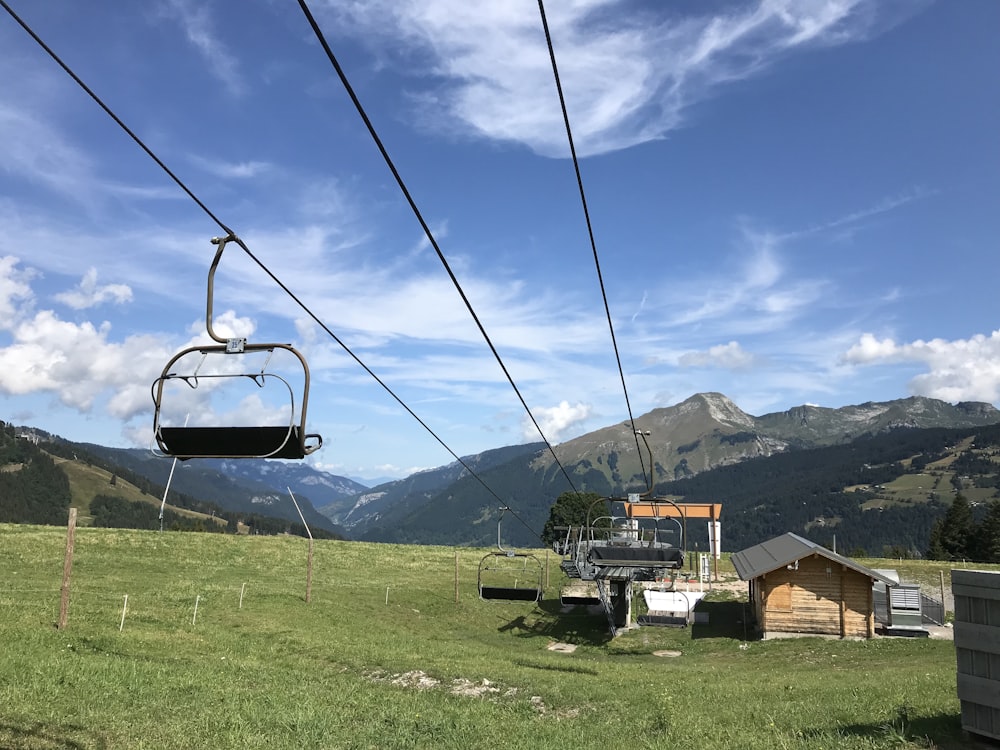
[493,597,613,645]
[0,720,107,750]
[803,711,967,749]
[690,600,754,641]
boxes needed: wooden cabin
[731,533,896,639]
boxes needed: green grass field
[0,524,973,749]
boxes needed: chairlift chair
[151,235,322,460]
[477,507,543,602]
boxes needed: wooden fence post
[57,507,77,630]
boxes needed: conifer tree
[972,500,1000,563]
[926,493,973,560]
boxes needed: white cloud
[524,400,592,442]
[198,309,258,340]
[54,268,133,310]
[0,308,169,415]
[678,341,757,370]
[843,331,1000,403]
[323,0,883,156]
[0,258,183,424]
[843,332,902,363]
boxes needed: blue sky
[1,0,997,482]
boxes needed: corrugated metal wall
[952,569,1000,740]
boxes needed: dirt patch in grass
[546,642,577,653]
[363,668,581,718]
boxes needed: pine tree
[926,520,947,560]
[972,500,1000,563]
[932,493,973,560]
[541,491,604,546]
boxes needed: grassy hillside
[53,455,223,527]
[0,524,978,749]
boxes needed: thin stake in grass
[119,594,128,632]
[239,582,246,610]
[193,595,200,626]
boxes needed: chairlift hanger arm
[206,234,236,345]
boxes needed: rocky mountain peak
[683,392,756,429]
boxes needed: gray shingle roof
[730,532,897,585]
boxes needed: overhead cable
[536,0,649,489]
[295,0,582,500]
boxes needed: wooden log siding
[757,554,875,638]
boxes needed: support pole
[839,565,848,639]
[159,414,188,532]
[940,570,947,616]
[58,507,77,630]
[454,550,459,604]
[287,488,314,604]
[711,505,719,582]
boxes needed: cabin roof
[731,532,897,585]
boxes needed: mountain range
[325,393,1000,549]
[10,393,1000,554]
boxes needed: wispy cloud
[322,0,888,156]
[787,186,936,241]
[189,155,272,179]
[655,228,824,333]
[0,256,36,325]
[159,0,244,96]
[0,104,98,201]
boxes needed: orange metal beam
[623,501,722,520]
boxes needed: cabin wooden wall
[755,554,874,639]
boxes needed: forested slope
[0,423,71,524]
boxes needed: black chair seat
[480,586,541,602]
[158,426,304,459]
[590,546,684,566]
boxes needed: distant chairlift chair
[478,507,543,602]
[151,235,322,460]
